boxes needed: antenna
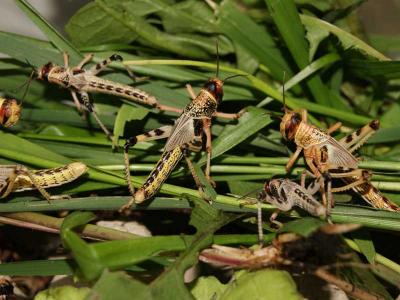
[222,74,247,83]
[216,39,220,78]
[282,71,288,113]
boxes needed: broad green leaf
[199,106,272,164]
[301,15,389,61]
[351,230,376,264]
[266,0,333,106]
[221,269,302,300]
[113,104,149,145]
[66,2,138,47]
[15,0,81,62]
[35,286,90,300]
[217,2,294,80]
[191,276,227,300]
[88,270,148,300]
[95,0,210,59]
[280,217,326,237]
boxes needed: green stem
[345,238,400,274]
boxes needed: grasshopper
[36,52,183,145]
[280,108,380,210]
[0,98,21,128]
[122,73,245,211]
[0,162,87,201]
[199,225,382,300]
[259,178,327,220]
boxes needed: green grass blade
[15,0,81,61]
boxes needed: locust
[0,98,21,128]
[280,108,377,210]
[199,224,383,300]
[122,73,244,211]
[0,162,87,201]
[36,52,183,146]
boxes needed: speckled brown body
[38,64,158,106]
[123,78,223,206]
[0,162,87,198]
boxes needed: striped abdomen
[84,76,158,107]
[344,178,400,212]
[13,162,87,192]
[134,147,183,203]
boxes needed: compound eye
[269,184,278,197]
[205,81,216,92]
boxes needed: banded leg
[124,126,174,199]
[339,120,380,153]
[77,91,115,146]
[88,54,122,76]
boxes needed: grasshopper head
[0,98,21,128]
[280,111,301,141]
[37,62,54,81]
[204,78,223,104]
[264,179,283,199]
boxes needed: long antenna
[223,74,247,83]
[216,39,220,78]
[282,71,288,113]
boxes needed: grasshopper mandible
[0,98,21,128]
[0,162,87,201]
[122,74,245,211]
[36,53,184,145]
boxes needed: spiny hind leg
[182,146,209,202]
[338,120,380,153]
[88,54,121,76]
[124,125,173,198]
[78,91,115,146]
[330,169,371,193]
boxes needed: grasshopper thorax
[280,111,302,141]
[203,78,224,104]
[0,98,21,128]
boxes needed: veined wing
[164,113,196,151]
[323,137,358,168]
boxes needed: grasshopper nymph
[36,53,183,146]
[0,162,87,201]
